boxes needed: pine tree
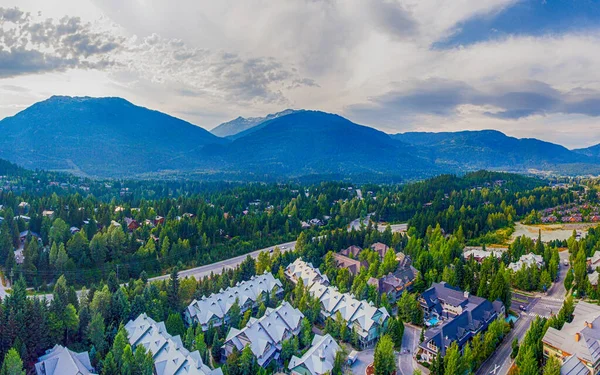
[0,348,25,375]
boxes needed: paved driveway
[350,348,374,375]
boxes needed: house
[124,217,140,231]
[340,245,362,258]
[417,282,505,362]
[308,283,390,348]
[114,206,124,213]
[155,215,165,225]
[370,242,390,259]
[588,251,600,271]
[288,334,341,375]
[332,253,367,276]
[42,210,55,218]
[463,247,505,263]
[110,220,121,227]
[35,345,96,375]
[185,272,283,331]
[19,230,41,243]
[143,219,155,228]
[0,216,4,225]
[589,271,599,287]
[508,253,545,272]
[223,301,304,367]
[125,313,222,375]
[542,301,600,375]
[18,201,29,212]
[69,227,80,235]
[285,258,330,288]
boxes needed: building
[542,301,600,374]
[331,253,367,276]
[417,282,505,362]
[340,245,363,258]
[370,242,390,259]
[590,271,600,288]
[589,251,600,271]
[285,258,330,288]
[35,345,96,375]
[288,334,341,375]
[508,253,545,272]
[185,272,283,330]
[124,217,140,231]
[125,313,222,375]
[223,301,304,367]
[308,283,389,348]
[373,265,418,301]
[42,210,55,218]
[463,247,506,263]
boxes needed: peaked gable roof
[35,345,96,375]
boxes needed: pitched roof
[225,301,304,367]
[285,258,329,287]
[35,345,96,375]
[308,283,389,336]
[332,253,366,276]
[125,313,222,375]
[560,355,590,375]
[186,272,282,326]
[288,334,340,375]
[543,302,600,367]
[340,245,362,258]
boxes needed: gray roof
[186,272,282,326]
[560,355,591,375]
[508,253,544,272]
[35,345,96,375]
[225,301,304,366]
[285,258,330,287]
[125,313,222,375]
[543,302,600,366]
[289,334,341,375]
[309,282,389,337]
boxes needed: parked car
[564,260,569,266]
[520,305,527,311]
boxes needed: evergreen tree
[0,348,25,375]
[374,335,396,375]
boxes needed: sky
[1,0,600,149]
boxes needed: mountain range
[1,95,600,181]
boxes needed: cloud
[0,7,123,78]
[347,78,600,122]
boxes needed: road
[350,348,373,375]
[476,250,570,375]
[399,324,420,375]
[149,241,297,282]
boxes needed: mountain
[210,109,301,138]
[573,143,600,158]
[0,96,226,177]
[212,111,437,180]
[2,96,600,181]
[392,130,598,172]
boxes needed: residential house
[463,247,506,263]
[35,345,96,375]
[124,217,140,231]
[542,301,600,375]
[589,251,600,272]
[285,258,330,288]
[508,253,545,272]
[417,282,505,362]
[223,301,304,367]
[340,245,363,258]
[69,227,80,235]
[19,230,41,244]
[370,242,390,259]
[288,334,341,375]
[589,271,599,288]
[125,313,222,375]
[42,210,55,218]
[185,272,283,331]
[308,283,390,348]
[332,253,367,276]
[155,215,165,225]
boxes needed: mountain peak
[211,108,303,138]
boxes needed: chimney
[575,333,581,342]
[464,291,470,298]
